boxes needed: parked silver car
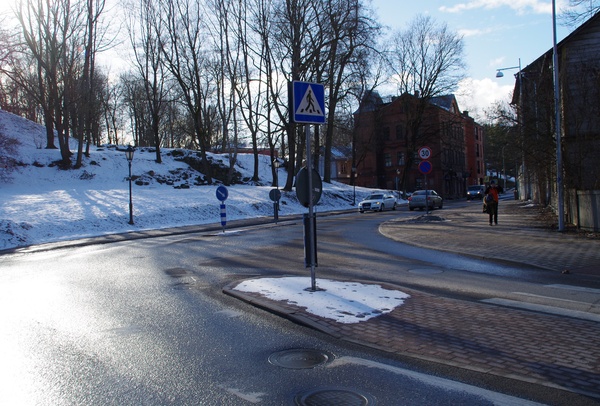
[408,190,443,210]
[358,193,397,213]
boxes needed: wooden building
[516,12,600,229]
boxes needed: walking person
[484,180,500,225]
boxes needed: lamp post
[552,0,564,231]
[125,145,135,225]
[273,159,279,189]
[273,159,280,213]
[495,58,529,200]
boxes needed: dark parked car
[466,185,485,200]
[408,190,443,211]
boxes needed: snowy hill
[0,109,384,250]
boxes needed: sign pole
[216,185,229,232]
[425,174,429,215]
[290,80,324,292]
[305,124,317,291]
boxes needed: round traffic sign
[418,146,432,160]
[269,188,281,202]
[295,167,323,207]
[418,160,432,175]
[216,185,228,201]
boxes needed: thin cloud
[458,27,494,37]
[440,0,555,15]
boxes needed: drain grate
[268,349,333,369]
[294,387,374,405]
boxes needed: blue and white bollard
[220,203,226,232]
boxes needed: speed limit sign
[418,146,432,160]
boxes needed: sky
[0,109,413,323]
[0,0,581,124]
[370,0,574,121]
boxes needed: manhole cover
[408,268,443,275]
[165,268,189,278]
[295,387,375,405]
[172,282,194,290]
[268,349,333,369]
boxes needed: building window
[397,151,405,166]
[383,127,390,141]
[340,162,347,174]
[384,153,392,167]
[395,124,405,140]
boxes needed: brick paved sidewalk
[226,283,600,402]
[380,199,600,275]
[225,199,600,403]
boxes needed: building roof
[429,95,457,112]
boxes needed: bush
[0,131,21,182]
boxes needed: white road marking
[329,356,546,406]
[481,298,600,322]
[545,284,600,294]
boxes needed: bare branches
[387,14,466,100]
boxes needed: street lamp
[495,58,529,200]
[273,159,279,189]
[125,145,135,225]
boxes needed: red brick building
[353,92,485,199]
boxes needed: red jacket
[485,186,499,203]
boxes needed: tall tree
[74,0,107,168]
[561,0,600,26]
[315,0,381,183]
[386,14,466,191]
[14,0,78,159]
[127,0,167,163]
[158,0,215,183]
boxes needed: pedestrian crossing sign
[292,81,326,124]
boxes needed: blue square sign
[292,81,326,124]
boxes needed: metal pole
[305,125,317,291]
[352,167,356,205]
[552,0,565,231]
[128,160,134,225]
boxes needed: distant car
[408,190,443,211]
[466,185,485,200]
[358,193,397,213]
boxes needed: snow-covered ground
[1,109,403,250]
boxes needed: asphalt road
[0,202,592,405]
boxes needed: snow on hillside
[0,109,387,250]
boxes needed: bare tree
[205,0,242,185]
[268,0,320,191]
[73,0,108,168]
[127,0,167,162]
[314,0,381,183]
[13,0,75,158]
[561,0,600,26]
[385,14,466,191]
[158,0,215,183]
